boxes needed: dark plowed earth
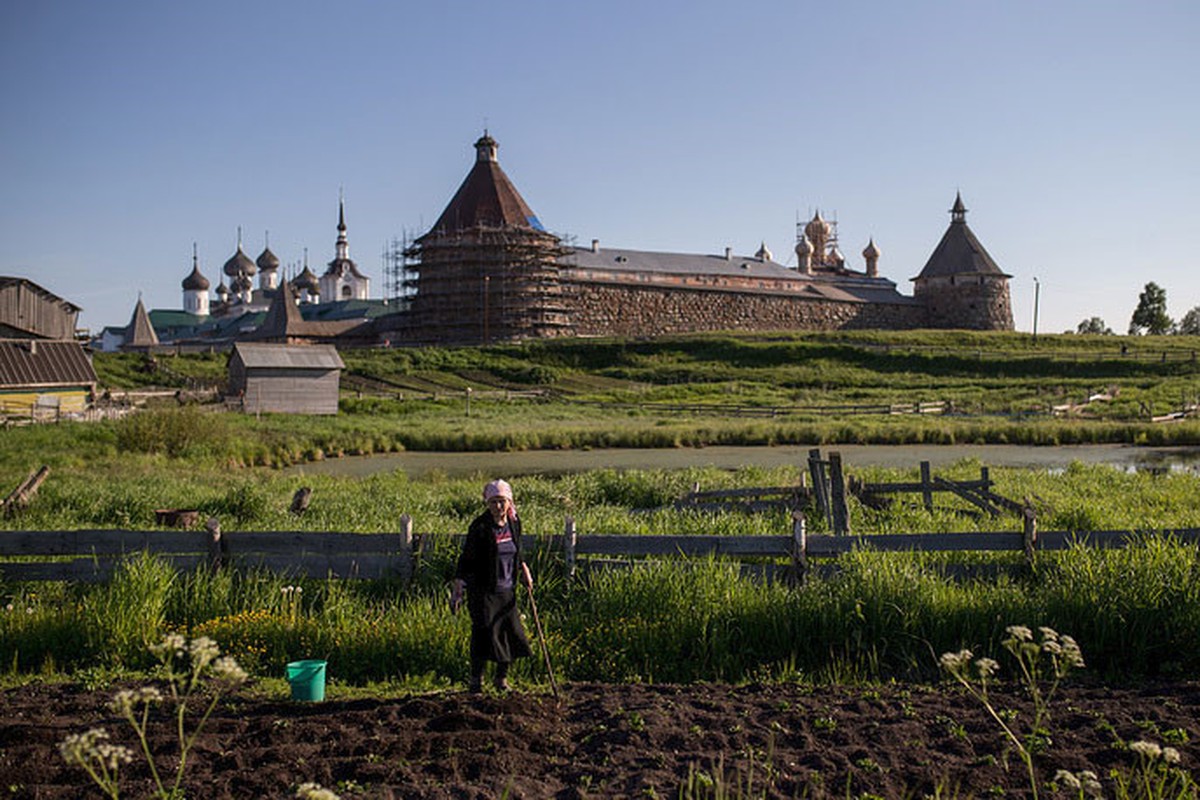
[2,680,1197,798]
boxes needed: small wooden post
[808,448,831,528]
[790,511,808,587]
[1022,504,1038,565]
[205,517,223,572]
[920,461,934,512]
[980,466,990,491]
[3,466,50,516]
[829,451,850,536]
[398,513,413,586]
[563,516,576,582]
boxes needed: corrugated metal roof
[0,339,97,388]
[232,342,345,370]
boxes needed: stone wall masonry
[916,277,1013,331]
[564,282,927,337]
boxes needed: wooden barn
[0,339,97,420]
[228,343,344,415]
[0,277,81,340]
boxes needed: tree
[1179,306,1200,336]
[1128,282,1174,335]
[1075,317,1113,335]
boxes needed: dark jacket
[455,511,523,594]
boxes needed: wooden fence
[2,514,1199,585]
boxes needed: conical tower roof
[125,297,159,347]
[421,133,545,238]
[914,193,1010,280]
[254,281,305,339]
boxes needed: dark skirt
[468,588,533,664]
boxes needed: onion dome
[862,239,881,260]
[256,246,280,273]
[755,241,773,262]
[292,265,320,293]
[829,246,845,266]
[182,247,210,291]
[794,233,813,257]
[182,264,209,291]
[223,245,257,278]
[804,211,831,241]
[216,281,230,299]
[231,273,252,293]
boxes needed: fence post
[829,451,850,536]
[1022,505,1038,565]
[205,517,223,572]
[563,516,576,582]
[920,461,934,512]
[808,448,831,529]
[980,466,990,490]
[790,511,808,587]
[398,513,413,586]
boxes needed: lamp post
[1032,277,1040,342]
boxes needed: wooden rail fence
[2,514,1198,585]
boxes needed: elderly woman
[451,479,533,693]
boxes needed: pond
[283,443,1200,480]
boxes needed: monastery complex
[105,134,1014,351]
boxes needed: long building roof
[0,339,97,388]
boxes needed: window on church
[342,285,352,299]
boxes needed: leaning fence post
[563,515,576,582]
[205,517,223,572]
[790,511,808,587]
[829,451,850,536]
[1022,504,1038,565]
[920,461,934,512]
[398,513,413,586]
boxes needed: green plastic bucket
[285,659,326,702]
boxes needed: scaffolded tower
[404,134,573,344]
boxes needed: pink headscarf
[483,479,517,520]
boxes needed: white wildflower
[1005,625,1033,642]
[1054,770,1082,790]
[1130,740,1162,760]
[1078,770,1103,798]
[1037,626,1059,642]
[939,649,973,673]
[296,782,342,800]
[188,636,220,668]
[1060,635,1085,667]
[211,656,248,684]
[110,686,162,715]
[1163,746,1182,765]
[4,603,12,612]
[974,657,1000,679]
[151,633,187,659]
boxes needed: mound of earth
[1,680,1196,798]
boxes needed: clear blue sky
[2,1,1196,335]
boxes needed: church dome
[755,241,773,262]
[794,233,814,257]
[182,264,210,291]
[256,247,280,272]
[292,266,320,292]
[216,281,229,298]
[804,212,831,241]
[223,246,257,278]
[862,239,881,259]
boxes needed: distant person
[451,479,533,693]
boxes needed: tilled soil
[1,680,1197,799]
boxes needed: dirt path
[2,680,1197,798]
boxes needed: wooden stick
[521,562,559,700]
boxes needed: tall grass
[5,539,1200,687]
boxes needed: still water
[284,444,1200,480]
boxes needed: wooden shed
[0,339,97,420]
[228,343,344,415]
[0,277,81,340]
